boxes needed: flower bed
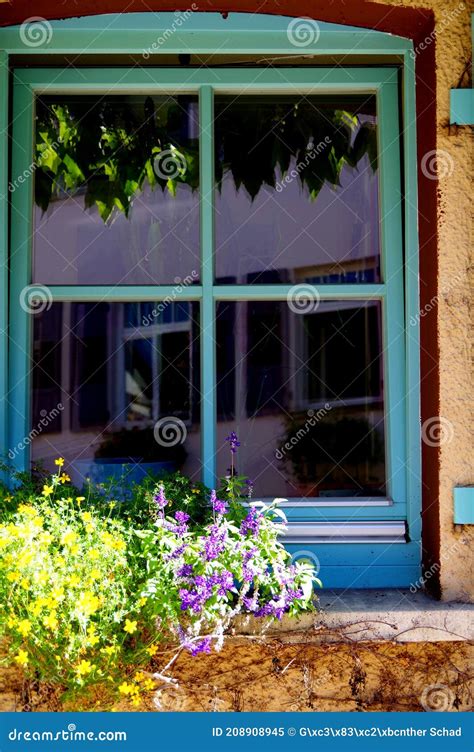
[0,440,319,707]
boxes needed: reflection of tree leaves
[34,98,376,222]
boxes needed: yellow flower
[88,549,100,561]
[54,457,65,467]
[75,660,94,677]
[68,574,81,588]
[29,602,42,617]
[85,524,94,534]
[70,544,80,555]
[14,649,28,666]
[34,570,48,585]
[42,484,54,497]
[43,612,58,631]
[101,645,116,656]
[76,497,85,504]
[146,644,158,657]
[131,696,141,707]
[20,578,29,590]
[77,592,100,616]
[17,619,32,637]
[59,473,71,484]
[137,597,147,608]
[7,571,20,583]
[87,626,100,646]
[61,530,77,547]
[82,512,93,523]
[124,619,137,635]
[118,682,133,695]
[143,678,155,692]
[89,569,101,581]
[18,504,36,516]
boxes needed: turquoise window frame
[1,14,421,588]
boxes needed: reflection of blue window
[307,268,377,284]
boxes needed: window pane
[214,95,379,284]
[33,95,200,285]
[31,302,201,486]
[216,301,386,498]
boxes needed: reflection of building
[33,296,385,498]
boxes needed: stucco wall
[1,637,472,712]
[376,0,473,602]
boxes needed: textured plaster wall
[1,637,472,712]
[376,0,473,602]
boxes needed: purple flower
[211,569,234,596]
[245,479,254,498]
[167,542,188,560]
[177,563,194,578]
[210,490,228,516]
[190,636,212,656]
[240,508,262,536]
[225,431,241,454]
[203,523,227,561]
[177,627,213,656]
[154,484,167,511]
[175,510,190,525]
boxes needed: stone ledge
[235,589,474,643]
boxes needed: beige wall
[377,0,473,602]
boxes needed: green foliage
[34,96,376,221]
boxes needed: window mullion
[199,85,217,488]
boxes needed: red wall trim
[0,0,440,594]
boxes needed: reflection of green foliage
[215,101,377,200]
[35,96,199,222]
[35,96,377,222]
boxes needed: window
[8,52,418,587]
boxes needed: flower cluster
[141,485,319,656]
[0,448,319,706]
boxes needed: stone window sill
[236,589,474,643]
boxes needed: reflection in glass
[33,95,200,285]
[31,302,201,487]
[216,301,386,498]
[214,95,379,284]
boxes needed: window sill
[236,589,474,643]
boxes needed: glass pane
[31,301,201,487]
[216,301,386,498]
[33,95,200,285]
[214,95,379,284]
